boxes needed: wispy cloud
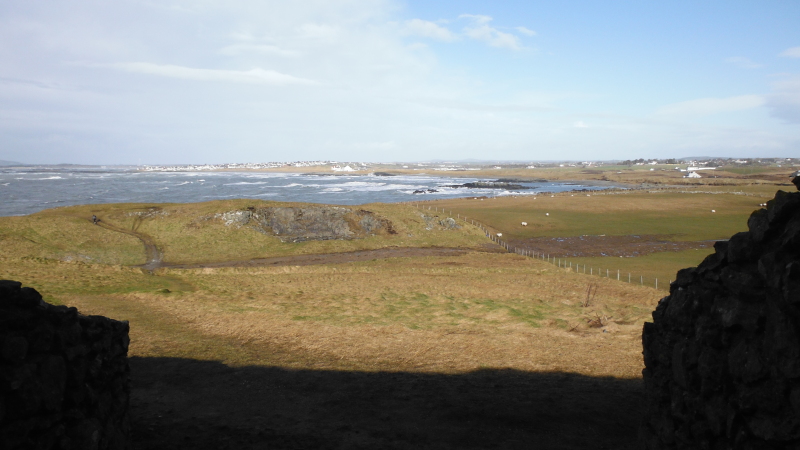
[779,47,800,58]
[573,121,588,128]
[515,26,537,37]
[459,14,522,50]
[401,19,458,42]
[656,95,765,116]
[101,62,318,85]
[414,97,553,112]
[725,56,762,69]
[219,44,301,58]
[766,75,800,123]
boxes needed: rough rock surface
[641,178,800,449]
[216,206,395,242]
[0,281,130,450]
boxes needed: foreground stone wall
[0,281,130,450]
[642,178,800,449]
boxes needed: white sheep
[521,222,528,226]
[545,213,550,216]
[711,210,716,213]
[497,233,503,237]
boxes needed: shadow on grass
[130,357,642,450]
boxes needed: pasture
[0,178,789,448]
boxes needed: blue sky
[1,0,798,164]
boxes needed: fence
[409,201,670,291]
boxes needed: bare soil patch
[508,234,715,258]
[161,246,505,269]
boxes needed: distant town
[138,157,798,174]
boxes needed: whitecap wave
[222,181,270,186]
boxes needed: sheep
[497,233,503,237]
[521,222,528,226]
[545,213,550,216]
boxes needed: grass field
[427,186,785,289]
[1,176,791,448]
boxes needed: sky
[1,0,799,165]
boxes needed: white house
[685,172,702,178]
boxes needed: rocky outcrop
[0,281,130,450]
[641,178,800,449]
[442,181,530,190]
[216,206,395,242]
[419,214,460,231]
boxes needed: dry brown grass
[4,251,662,380]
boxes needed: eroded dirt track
[162,246,506,269]
[93,218,163,270]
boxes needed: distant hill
[0,160,24,166]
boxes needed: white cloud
[401,19,458,42]
[102,62,318,85]
[459,15,522,50]
[515,26,536,36]
[573,121,588,128]
[779,47,800,58]
[766,75,800,123]
[219,44,301,57]
[459,14,492,25]
[655,95,765,116]
[725,56,762,69]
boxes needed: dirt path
[92,217,163,270]
[162,245,505,269]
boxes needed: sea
[0,166,619,217]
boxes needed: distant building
[791,170,800,178]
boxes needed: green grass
[433,191,758,241]
[567,248,716,291]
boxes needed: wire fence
[408,201,670,291]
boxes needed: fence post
[617,270,619,281]
[656,278,658,289]
[640,275,643,285]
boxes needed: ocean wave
[34,176,63,180]
[175,181,192,186]
[222,181,270,186]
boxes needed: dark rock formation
[641,178,800,449]
[0,281,130,450]
[442,181,530,190]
